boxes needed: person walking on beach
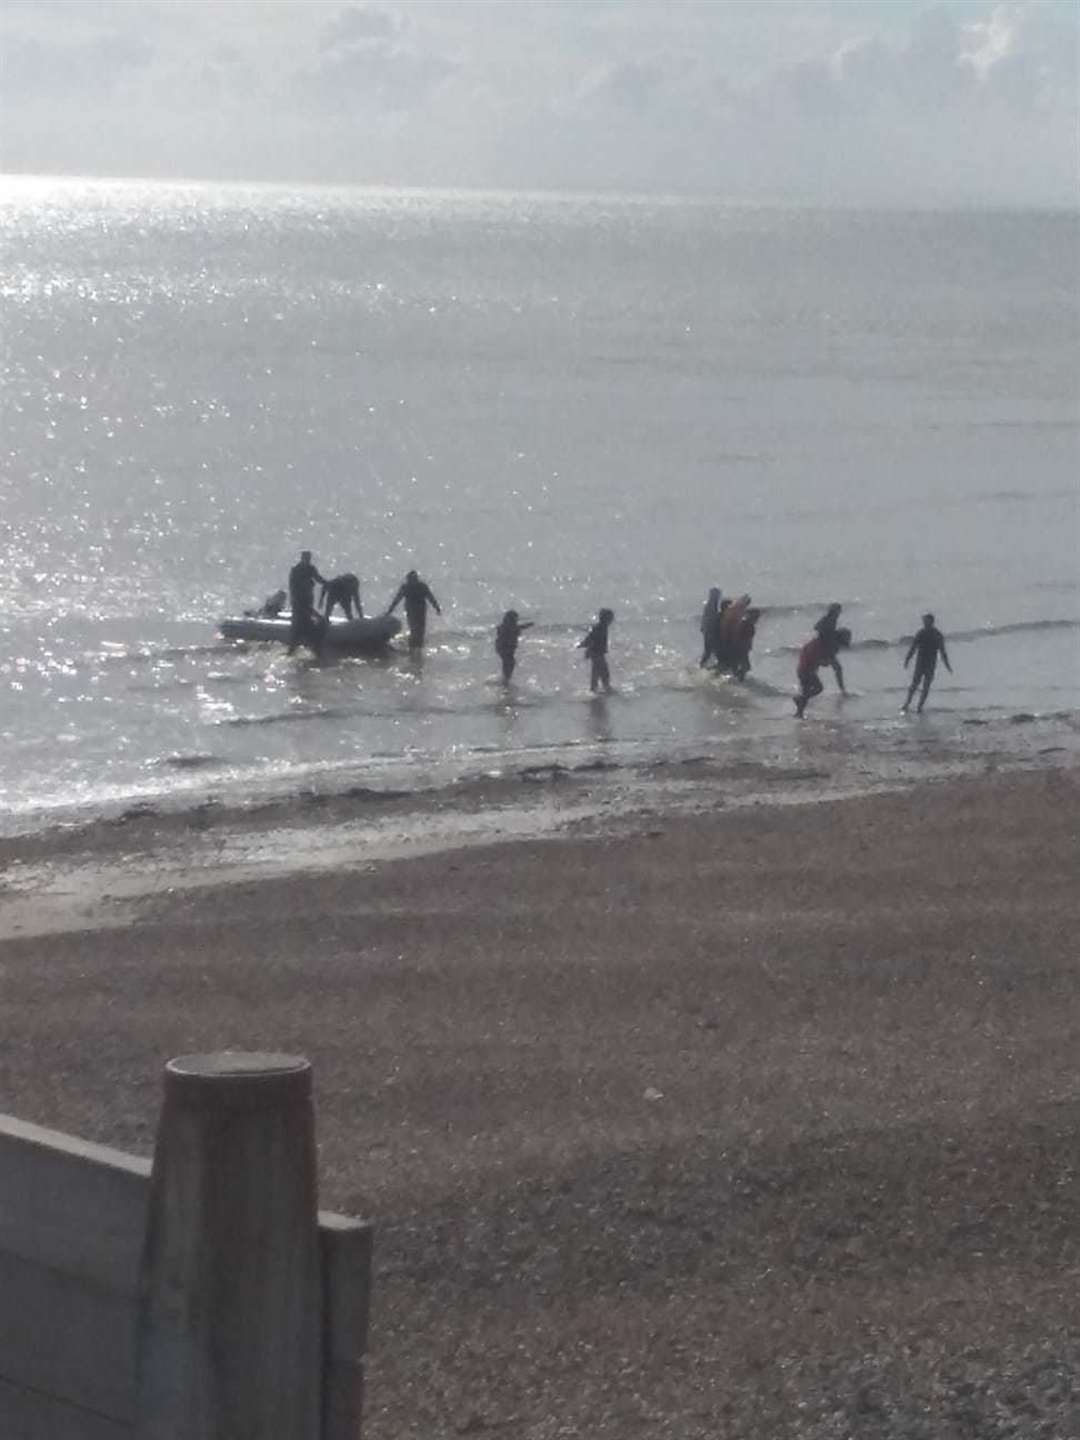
[495,609,533,684]
[579,608,615,693]
[287,550,326,655]
[388,569,442,651]
[902,613,952,714]
[794,627,851,718]
[320,572,363,620]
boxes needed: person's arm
[426,585,441,615]
[518,622,534,632]
[830,658,846,693]
[903,638,917,667]
[387,584,405,614]
[940,637,952,673]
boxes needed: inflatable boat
[219,613,402,653]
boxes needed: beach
[1,763,1078,1437]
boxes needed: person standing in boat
[287,550,326,655]
[320,573,363,620]
[388,569,442,650]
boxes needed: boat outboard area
[219,612,401,653]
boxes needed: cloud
[762,2,1075,121]
[0,1,1075,204]
[293,4,456,114]
[579,59,664,115]
[1,26,154,101]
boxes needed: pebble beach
[1,762,1078,1437]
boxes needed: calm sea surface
[1,177,1077,831]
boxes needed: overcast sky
[1,1,1076,205]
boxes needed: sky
[0,0,1076,205]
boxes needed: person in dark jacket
[495,609,533,683]
[700,588,723,668]
[579,608,615,693]
[388,570,442,650]
[731,607,761,681]
[287,551,326,654]
[320,573,363,620]
[902,613,952,714]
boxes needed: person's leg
[501,653,514,683]
[598,657,611,692]
[795,670,822,717]
[303,612,325,656]
[408,609,426,650]
[916,663,935,713]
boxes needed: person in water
[902,613,952,714]
[814,603,843,641]
[700,588,723,667]
[320,573,363,620]
[812,603,846,686]
[794,627,851,718]
[718,594,751,670]
[287,550,326,655]
[579,608,615,693]
[495,609,533,683]
[243,589,286,618]
[731,607,761,681]
[388,569,442,650]
[809,602,848,694]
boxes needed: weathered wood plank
[0,1115,149,1290]
[0,1376,131,1440]
[0,1250,137,1419]
[320,1215,373,1439]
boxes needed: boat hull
[219,613,401,652]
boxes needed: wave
[948,619,1080,643]
[155,752,226,770]
[771,618,1080,655]
[100,642,232,667]
[221,706,355,728]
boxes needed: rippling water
[1,177,1077,829]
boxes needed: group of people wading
[699,590,761,680]
[268,552,441,656]
[266,552,953,715]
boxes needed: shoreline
[2,738,1077,942]
[1,766,1078,1436]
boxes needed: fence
[0,1053,372,1439]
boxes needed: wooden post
[136,1052,322,1440]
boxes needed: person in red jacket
[794,627,851,718]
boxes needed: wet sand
[1,767,1078,1437]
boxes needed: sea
[1,176,1077,836]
